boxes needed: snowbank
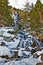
[0,46,12,57]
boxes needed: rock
[18,49,23,57]
[31,49,36,54]
[33,53,39,58]
[0,46,12,57]
[35,46,42,52]
[31,42,36,47]
[25,47,30,51]
[1,55,10,59]
[41,54,43,61]
[36,62,43,65]
[1,42,5,46]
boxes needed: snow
[36,50,43,55]
[3,33,14,38]
[18,48,25,51]
[18,49,23,57]
[0,46,12,57]
[21,57,40,65]
[38,56,42,62]
[3,39,20,49]
[28,47,33,50]
[0,57,7,62]
[23,51,31,56]
[0,27,42,65]
[0,37,4,43]
[0,27,14,38]
[0,27,14,32]
[4,56,41,65]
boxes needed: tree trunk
[38,11,43,27]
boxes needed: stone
[35,46,42,52]
[41,54,43,61]
[36,62,43,65]
[33,53,39,58]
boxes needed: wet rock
[36,62,43,65]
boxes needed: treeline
[0,0,13,26]
[30,0,43,30]
[0,0,43,30]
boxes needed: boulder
[41,54,43,61]
[36,62,43,65]
[35,46,42,52]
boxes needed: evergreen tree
[0,0,13,26]
[31,3,34,9]
[23,0,31,12]
[35,0,43,26]
[35,0,42,11]
[30,0,43,30]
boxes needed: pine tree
[0,0,13,26]
[35,0,43,26]
[31,3,34,9]
[30,0,43,30]
[23,0,31,12]
[35,0,42,11]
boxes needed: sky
[8,0,43,9]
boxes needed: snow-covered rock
[36,50,43,55]
[0,37,4,44]
[0,27,42,65]
[0,27,14,38]
[0,27,14,33]
[18,49,23,57]
[4,56,41,65]
[23,51,31,56]
[3,39,20,49]
[0,57,7,63]
[3,33,14,38]
[0,46,12,57]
